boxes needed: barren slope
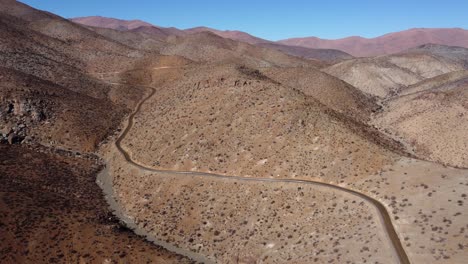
[104,146,398,263]
[1,1,168,75]
[161,32,325,68]
[0,144,191,264]
[260,67,379,122]
[71,16,154,30]
[72,16,354,63]
[404,43,468,68]
[81,26,167,52]
[110,64,468,264]
[0,67,127,152]
[257,42,353,62]
[0,1,171,152]
[324,52,464,98]
[373,71,468,168]
[122,65,400,184]
[71,16,184,37]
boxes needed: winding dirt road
[108,67,411,264]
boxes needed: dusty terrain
[73,16,353,63]
[103,141,398,264]
[324,52,465,98]
[2,1,468,263]
[256,42,353,63]
[350,158,468,263]
[260,67,379,122]
[0,67,126,152]
[0,144,191,264]
[122,65,401,184]
[108,63,468,264]
[160,32,324,68]
[373,71,468,168]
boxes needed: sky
[20,0,468,41]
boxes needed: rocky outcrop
[0,98,50,144]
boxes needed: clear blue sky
[20,0,468,41]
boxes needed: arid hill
[71,16,184,37]
[122,65,402,184]
[404,43,468,68]
[278,28,468,57]
[184,27,354,62]
[85,26,167,51]
[260,67,378,122]
[324,48,465,98]
[0,1,155,152]
[71,16,155,30]
[3,1,468,264]
[161,31,324,68]
[373,71,468,168]
[0,2,197,262]
[71,16,354,62]
[257,42,353,62]
[185,26,268,44]
[0,67,127,152]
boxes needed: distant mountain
[185,26,268,45]
[71,16,353,62]
[278,28,468,57]
[71,16,267,44]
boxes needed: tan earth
[0,144,192,264]
[102,143,398,264]
[324,53,464,98]
[122,65,402,184]
[101,65,468,264]
[373,71,468,168]
[2,1,468,264]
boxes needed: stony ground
[104,143,397,264]
[0,144,191,264]
[324,53,464,98]
[123,65,400,185]
[373,72,468,168]
[350,158,468,263]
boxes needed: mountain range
[72,16,468,57]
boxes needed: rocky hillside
[0,67,126,152]
[404,43,468,68]
[122,65,403,184]
[0,0,162,152]
[260,67,378,122]
[324,48,465,98]
[161,31,324,68]
[373,71,468,168]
